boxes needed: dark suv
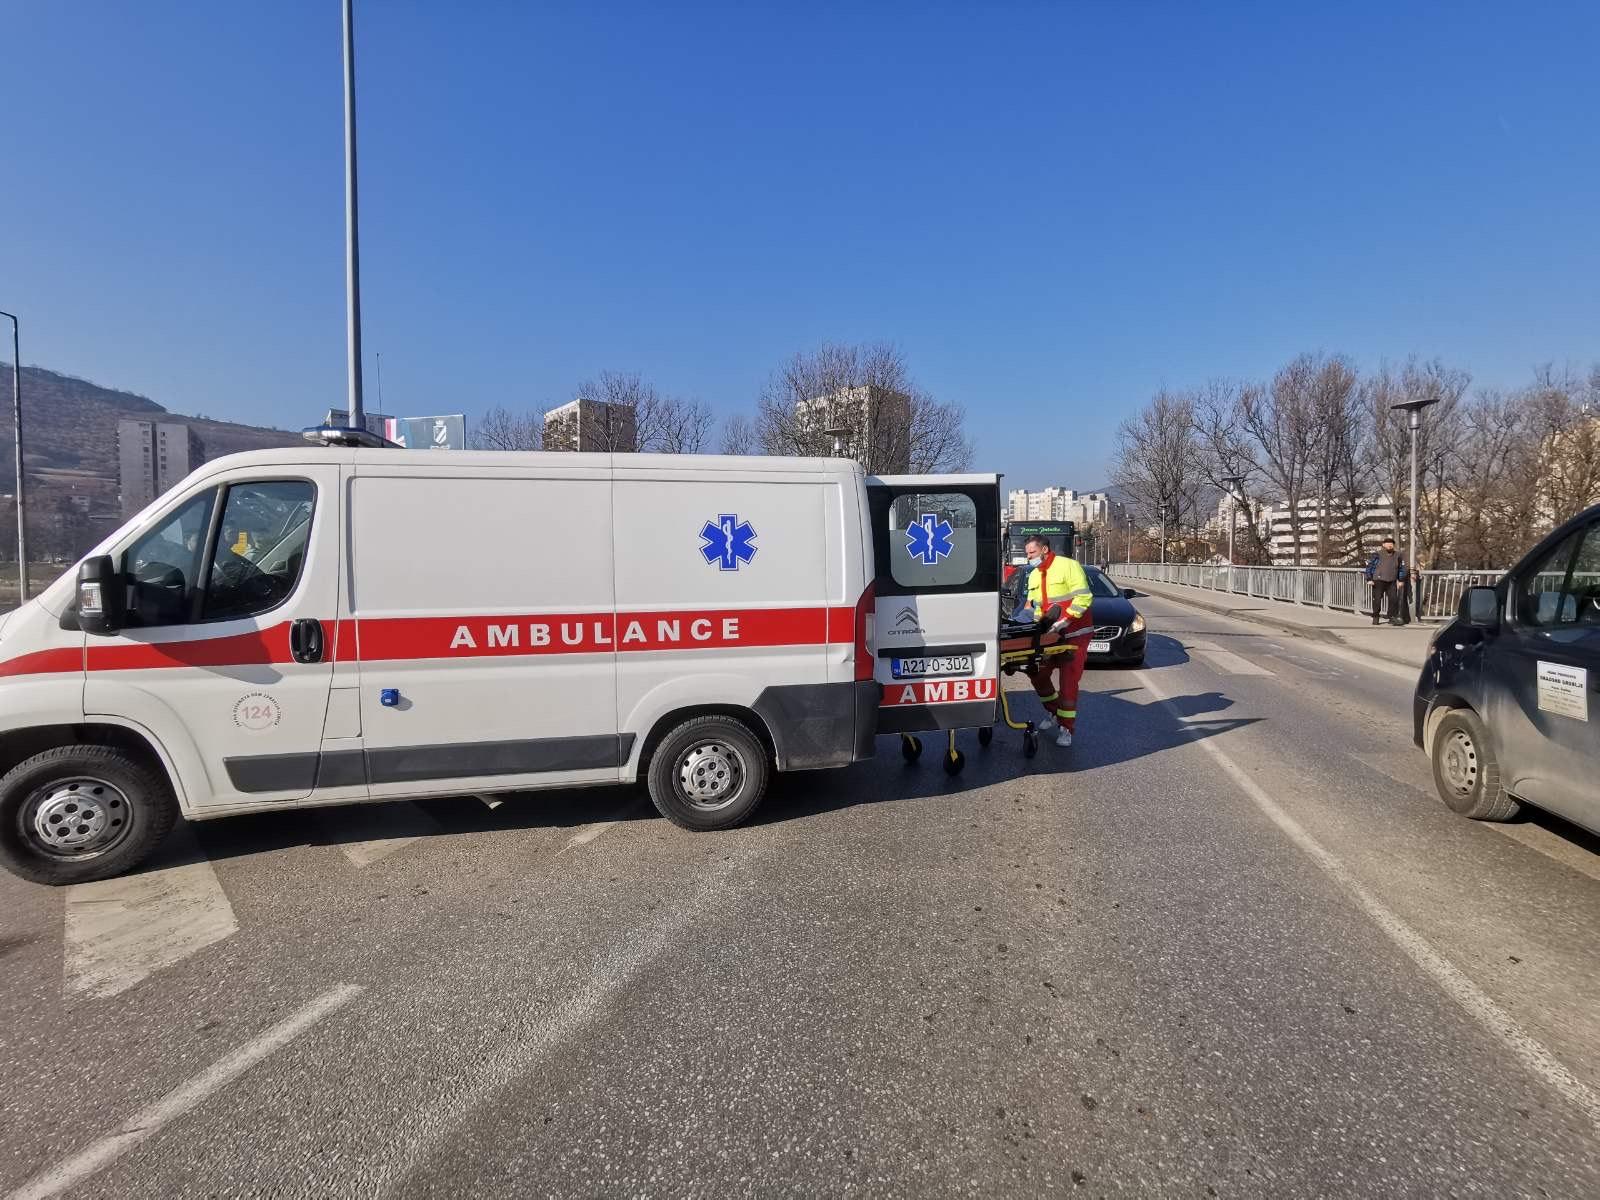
[1415,504,1600,833]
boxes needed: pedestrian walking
[1364,536,1408,626]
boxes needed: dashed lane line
[1136,667,1600,1135]
[9,984,363,1200]
[63,823,237,1000]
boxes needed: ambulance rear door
[866,475,1001,733]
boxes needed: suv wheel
[0,745,179,885]
[1431,710,1520,822]
[646,716,770,831]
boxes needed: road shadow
[1505,805,1600,857]
[151,787,656,873]
[753,682,1259,826]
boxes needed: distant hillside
[0,364,303,496]
[0,364,308,564]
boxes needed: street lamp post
[1221,474,1244,580]
[342,0,366,429]
[1159,504,1170,571]
[0,311,25,602]
[1389,394,1441,578]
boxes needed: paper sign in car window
[1537,661,1588,721]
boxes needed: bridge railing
[1108,563,1507,623]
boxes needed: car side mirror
[1463,586,1499,629]
[1122,588,1136,599]
[76,555,126,636]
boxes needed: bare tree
[1239,355,1327,566]
[1305,356,1361,563]
[1111,389,1203,554]
[720,413,756,455]
[907,389,974,473]
[651,396,715,454]
[1187,380,1272,564]
[752,341,970,472]
[472,405,542,451]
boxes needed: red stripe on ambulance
[880,677,996,706]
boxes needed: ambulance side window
[202,481,316,622]
[888,493,978,589]
[123,489,217,627]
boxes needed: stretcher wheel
[977,726,994,748]
[901,735,922,762]
[1022,730,1038,758]
[943,749,965,775]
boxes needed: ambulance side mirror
[77,555,126,636]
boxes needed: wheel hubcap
[678,742,745,811]
[27,778,130,856]
[1440,729,1478,795]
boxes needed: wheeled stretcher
[996,609,1077,758]
[898,603,1075,769]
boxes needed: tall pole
[1,312,25,602]
[342,0,366,430]
[1407,409,1420,575]
[1159,508,1168,569]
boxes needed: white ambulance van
[0,437,1000,884]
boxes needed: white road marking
[1186,640,1275,676]
[325,802,442,867]
[559,799,647,854]
[561,821,617,851]
[9,983,363,1200]
[1136,668,1600,1133]
[63,824,237,999]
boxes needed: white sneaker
[1034,719,1056,734]
[1055,728,1073,748]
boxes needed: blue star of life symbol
[699,513,758,571]
[905,512,955,565]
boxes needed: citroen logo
[895,606,919,628]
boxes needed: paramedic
[1021,534,1095,747]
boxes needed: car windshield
[1085,568,1122,599]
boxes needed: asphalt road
[3,591,1600,1198]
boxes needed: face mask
[1026,556,1042,568]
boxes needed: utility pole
[1159,505,1169,570]
[342,0,366,430]
[1,311,25,601]
[1390,395,1441,577]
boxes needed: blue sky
[3,1,1597,491]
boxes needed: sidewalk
[1128,578,1434,669]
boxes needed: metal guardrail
[1108,563,1506,623]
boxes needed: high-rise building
[1256,495,1398,564]
[1006,487,1125,528]
[544,398,638,452]
[796,385,911,474]
[118,420,205,517]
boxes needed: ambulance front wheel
[0,744,178,886]
[647,716,771,832]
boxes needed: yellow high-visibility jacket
[1026,553,1092,623]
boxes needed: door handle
[290,618,325,664]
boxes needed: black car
[1415,504,1600,834]
[1085,567,1147,666]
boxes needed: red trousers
[1028,642,1088,731]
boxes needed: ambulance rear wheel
[647,716,770,832]
[0,744,178,886]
